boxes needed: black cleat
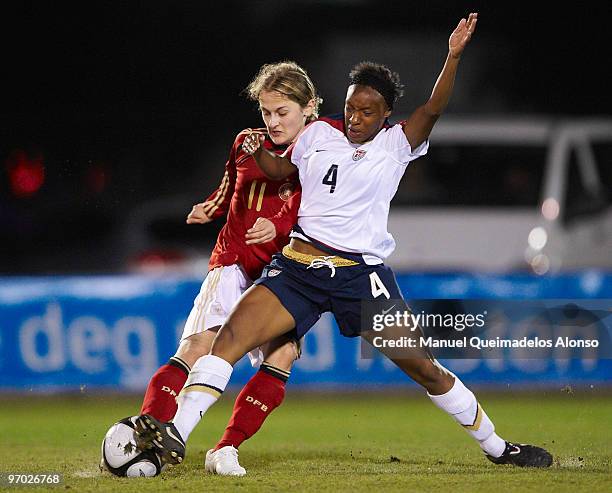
[134,414,186,466]
[486,441,553,468]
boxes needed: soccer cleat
[486,441,553,467]
[134,414,186,466]
[205,446,247,476]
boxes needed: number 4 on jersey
[369,272,391,299]
[322,164,338,193]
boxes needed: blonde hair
[246,61,322,122]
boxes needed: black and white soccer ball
[100,416,163,477]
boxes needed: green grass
[0,391,610,492]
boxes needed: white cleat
[205,446,247,476]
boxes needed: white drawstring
[306,256,337,277]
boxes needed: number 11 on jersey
[322,164,338,193]
[247,180,267,211]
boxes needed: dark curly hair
[348,61,404,110]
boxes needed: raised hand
[449,12,478,59]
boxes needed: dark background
[1,1,610,274]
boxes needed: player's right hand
[186,203,213,224]
[242,129,266,155]
[245,217,276,245]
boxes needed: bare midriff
[289,238,330,257]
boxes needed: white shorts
[181,264,264,367]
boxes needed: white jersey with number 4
[287,120,428,264]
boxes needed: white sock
[428,375,506,458]
[172,354,233,442]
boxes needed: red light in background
[86,163,110,195]
[5,149,45,198]
[130,249,187,274]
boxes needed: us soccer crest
[278,182,295,201]
[352,149,367,161]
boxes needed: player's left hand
[245,217,276,245]
[449,12,477,59]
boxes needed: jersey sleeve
[379,124,429,166]
[283,121,327,171]
[266,186,301,238]
[202,133,241,220]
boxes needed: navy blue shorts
[254,251,403,338]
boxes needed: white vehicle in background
[121,116,612,275]
[387,116,612,274]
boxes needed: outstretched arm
[403,12,478,149]
[243,131,297,180]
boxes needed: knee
[176,330,215,367]
[210,322,249,361]
[213,323,237,350]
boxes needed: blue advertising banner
[0,273,610,391]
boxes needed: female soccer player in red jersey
[139,13,552,470]
[136,61,321,475]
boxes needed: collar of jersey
[264,136,289,152]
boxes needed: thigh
[255,255,328,338]
[211,284,296,365]
[331,263,403,337]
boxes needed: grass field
[1,391,611,492]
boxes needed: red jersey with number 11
[203,129,300,281]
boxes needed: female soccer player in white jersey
[137,13,553,469]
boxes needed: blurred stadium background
[1,1,610,490]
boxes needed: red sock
[139,357,190,422]
[215,365,288,451]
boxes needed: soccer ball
[100,416,163,477]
